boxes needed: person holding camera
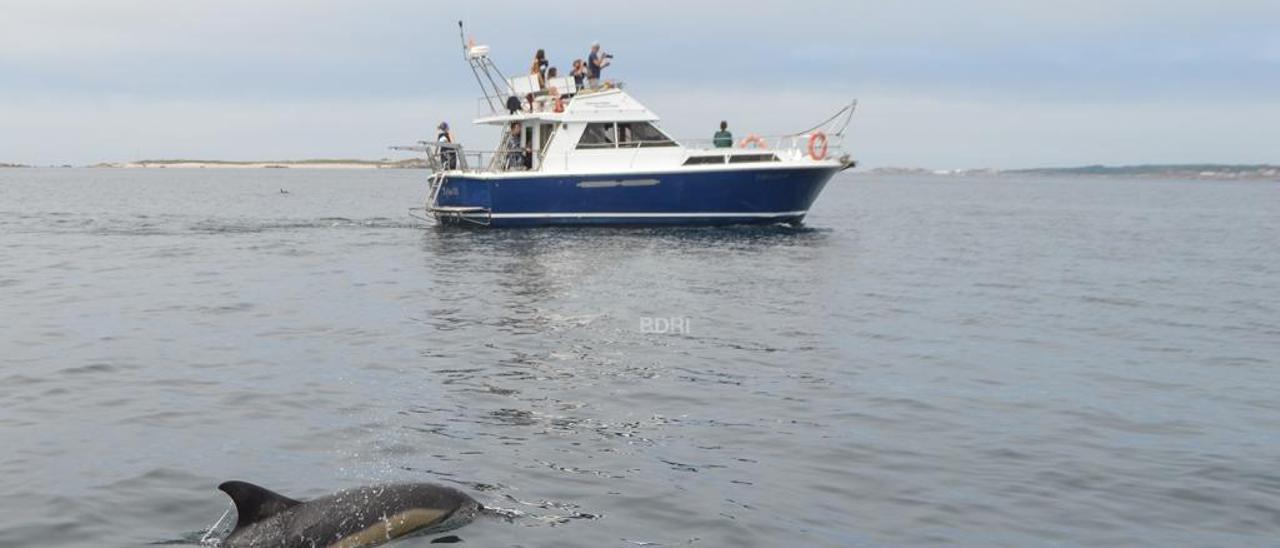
[587,42,611,88]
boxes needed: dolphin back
[220,482,480,548]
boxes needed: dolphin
[216,480,481,548]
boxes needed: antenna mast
[457,21,514,115]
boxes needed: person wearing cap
[437,122,458,170]
[587,42,610,88]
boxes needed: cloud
[5,0,1277,99]
[1,0,1277,165]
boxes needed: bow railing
[391,142,538,173]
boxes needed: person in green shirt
[713,121,733,148]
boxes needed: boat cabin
[473,81,698,174]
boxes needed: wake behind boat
[396,23,857,227]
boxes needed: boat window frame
[683,155,726,165]
[727,153,781,164]
[617,121,678,148]
[576,122,618,149]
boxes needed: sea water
[1,169,1277,546]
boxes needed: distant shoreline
[1,159,425,169]
[867,164,1280,180]
[88,159,428,170]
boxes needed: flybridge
[393,22,857,227]
[455,22,649,123]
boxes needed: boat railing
[390,141,541,174]
[476,93,562,117]
[679,100,858,160]
[474,81,627,117]
[395,131,847,175]
[678,132,848,160]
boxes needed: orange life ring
[739,134,768,149]
[808,132,829,160]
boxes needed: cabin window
[577,123,617,149]
[683,155,725,165]
[728,153,780,163]
[618,122,677,148]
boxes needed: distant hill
[0,162,31,168]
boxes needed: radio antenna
[457,21,468,59]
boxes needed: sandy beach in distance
[91,159,425,169]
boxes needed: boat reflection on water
[416,223,839,340]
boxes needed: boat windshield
[577,122,676,149]
[577,123,617,149]
[618,122,677,148]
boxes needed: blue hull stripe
[486,210,807,219]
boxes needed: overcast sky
[2,0,1277,168]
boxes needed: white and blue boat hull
[431,165,840,227]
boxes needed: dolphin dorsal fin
[218,480,302,531]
